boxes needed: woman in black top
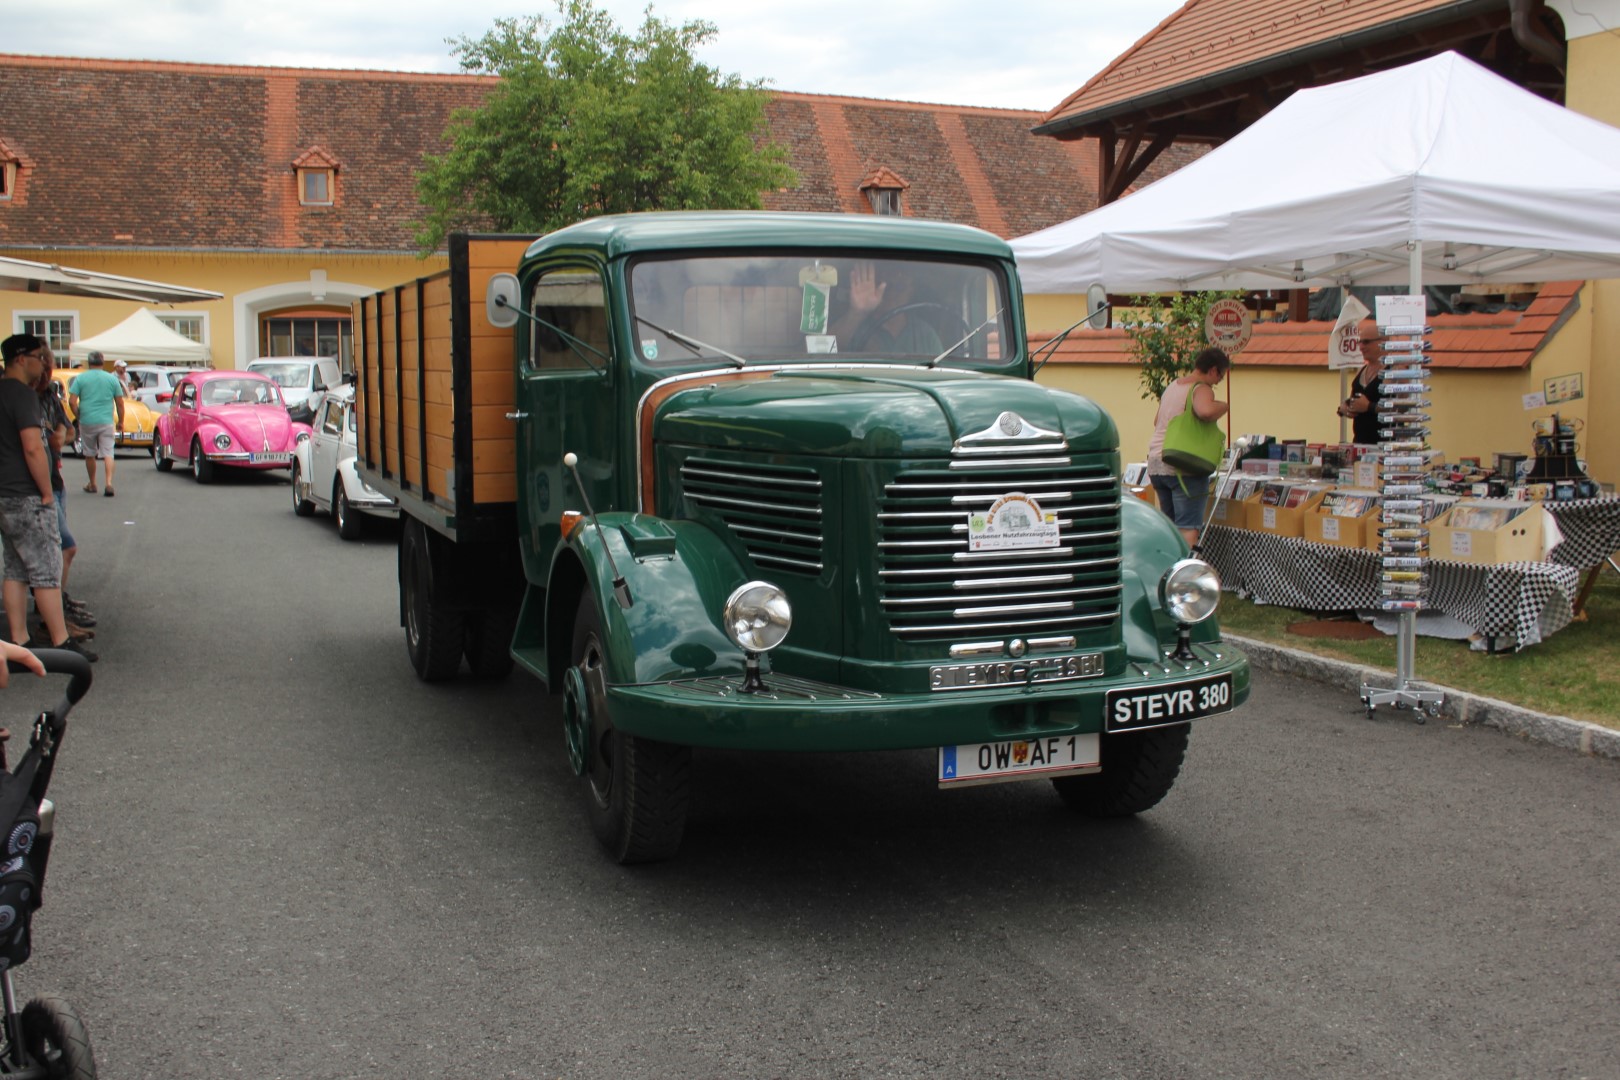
[1337,321,1384,444]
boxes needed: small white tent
[67,308,212,367]
[1010,52,1620,294]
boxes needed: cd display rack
[1361,321,1446,719]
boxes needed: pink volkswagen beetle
[151,370,313,483]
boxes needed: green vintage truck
[353,213,1249,862]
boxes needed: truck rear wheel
[1052,724,1189,817]
[402,519,465,681]
[571,595,690,863]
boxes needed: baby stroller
[0,648,95,1079]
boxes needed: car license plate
[250,452,291,464]
[939,733,1100,788]
[1105,674,1234,734]
[122,431,152,442]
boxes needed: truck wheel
[1052,724,1190,817]
[20,995,96,1080]
[402,520,464,681]
[571,594,690,863]
[463,605,516,680]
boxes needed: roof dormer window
[0,138,28,203]
[859,166,909,217]
[292,146,340,207]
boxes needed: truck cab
[355,213,1248,863]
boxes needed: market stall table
[1200,526,1581,650]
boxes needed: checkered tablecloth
[1544,498,1620,570]
[1201,526,1581,649]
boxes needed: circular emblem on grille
[1008,639,1027,658]
[998,411,1023,437]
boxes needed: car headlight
[213,433,232,450]
[296,431,311,444]
[722,581,792,653]
[1159,558,1221,625]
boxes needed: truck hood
[651,367,1116,457]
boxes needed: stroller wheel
[21,995,96,1079]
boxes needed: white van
[245,357,343,424]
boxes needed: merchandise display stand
[1360,291,1446,720]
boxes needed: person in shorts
[35,347,94,646]
[67,350,125,497]
[1145,347,1231,548]
[0,334,85,660]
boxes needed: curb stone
[1228,634,1620,761]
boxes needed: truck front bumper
[605,642,1250,752]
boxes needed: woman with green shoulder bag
[1147,347,1231,547]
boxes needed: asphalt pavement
[10,457,1618,1080]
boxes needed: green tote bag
[1160,390,1224,475]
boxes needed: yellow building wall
[1560,30,1620,487]
[1,249,447,369]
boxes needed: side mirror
[1085,283,1110,330]
[487,274,521,329]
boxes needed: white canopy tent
[1010,52,1620,294]
[66,307,212,366]
[1,255,221,305]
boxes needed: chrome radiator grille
[679,458,824,576]
[877,454,1122,641]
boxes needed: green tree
[415,0,797,251]
[1120,291,1243,400]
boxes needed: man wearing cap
[0,334,90,661]
[113,358,134,398]
[68,350,125,497]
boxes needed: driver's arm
[829,261,885,341]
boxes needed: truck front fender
[551,513,754,686]
[1118,494,1225,661]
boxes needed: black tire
[20,995,97,1080]
[572,594,690,863]
[402,521,464,681]
[463,604,516,680]
[291,461,315,516]
[190,440,214,484]
[334,478,363,540]
[152,436,173,472]
[1052,724,1190,817]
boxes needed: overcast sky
[4,0,1185,111]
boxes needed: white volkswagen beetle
[291,382,398,539]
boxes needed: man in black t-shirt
[1336,321,1385,444]
[0,334,84,659]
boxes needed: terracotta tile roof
[1031,282,1582,370]
[1038,0,1530,137]
[0,54,1199,252]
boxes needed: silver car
[124,364,206,415]
[290,384,398,539]
[246,357,341,424]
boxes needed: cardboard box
[1303,488,1381,548]
[1209,476,1262,529]
[1248,482,1330,538]
[1430,499,1548,565]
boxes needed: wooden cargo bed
[352,234,533,537]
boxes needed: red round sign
[1204,299,1252,355]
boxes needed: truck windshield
[628,253,1011,366]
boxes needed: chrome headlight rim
[722,580,792,653]
[212,432,232,450]
[1159,558,1221,625]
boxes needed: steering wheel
[849,302,970,355]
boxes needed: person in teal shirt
[68,351,126,497]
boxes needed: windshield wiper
[634,316,751,369]
[926,308,1004,369]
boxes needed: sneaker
[23,633,51,649]
[63,597,96,626]
[33,621,92,643]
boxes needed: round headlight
[722,581,792,653]
[213,433,232,450]
[296,430,311,444]
[1159,558,1221,624]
